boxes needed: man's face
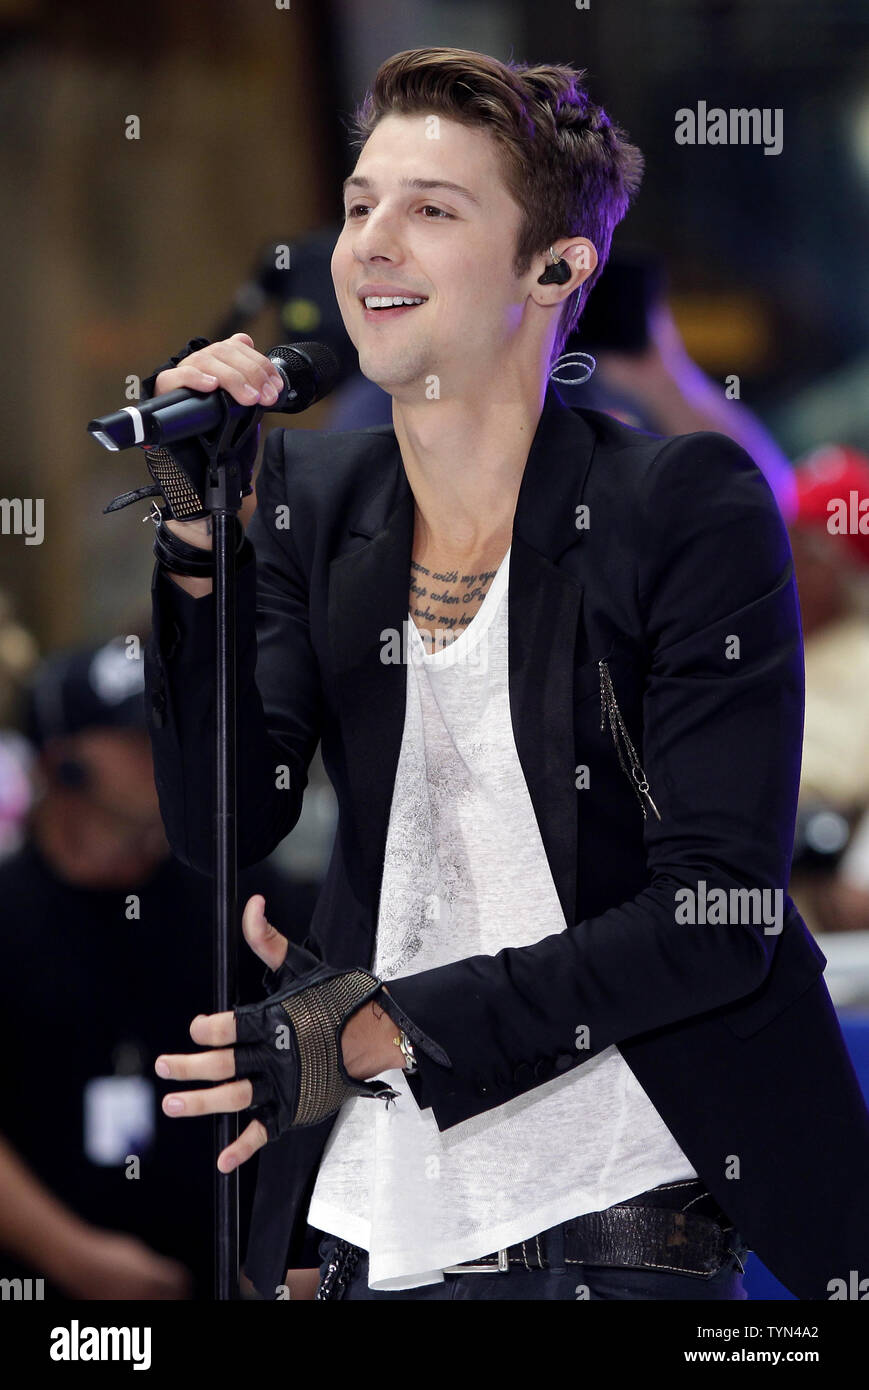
[331,112,532,396]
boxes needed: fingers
[160,1077,254,1119]
[196,338,282,405]
[154,363,218,396]
[155,1045,236,1084]
[153,1009,235,1091]
[242,893,289,973]
[189,1009,236,1046]
[217,1118,269,1173]
[155,998,272,1140]
[155,333,283,406]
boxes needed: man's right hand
[145,332,282,535]
[153,332,284,413]
[151,332,282,589]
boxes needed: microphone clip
[200,385,259,516]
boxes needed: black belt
[441,1180,743,1278]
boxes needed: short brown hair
[347,47,644,362]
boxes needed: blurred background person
[0,587,39,863]
[0,637,319,1298]
[788,445,869,937]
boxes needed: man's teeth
[364,295,426,309]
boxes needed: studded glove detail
[103,337,260,521]
[233,952,401,1137]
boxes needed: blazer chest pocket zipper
[598,659,661,822]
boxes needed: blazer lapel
[327,383,597,936]
[507,536,584,927]
[508,386,597,927]
[328,456,415,906]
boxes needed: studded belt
[441,1180,745,1278]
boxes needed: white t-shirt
[308,546,697,1289]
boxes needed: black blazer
[144,380,869,1301]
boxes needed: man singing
[138,47,869,1300]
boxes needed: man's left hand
[154,894,404,1172]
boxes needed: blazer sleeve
[382,431,805,1131]
[143,427,323,874]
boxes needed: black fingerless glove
[233,945,401,1136]
[104,337,260,522]
[234,937,453,1138]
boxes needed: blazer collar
[346,380,597,563]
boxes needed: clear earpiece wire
[549,351,597,386]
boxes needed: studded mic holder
[102,336,260,522]
[103,390,259,522]
[232,942,403,1136]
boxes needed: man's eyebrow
[341,174,481,206]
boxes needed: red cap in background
[795,444,869,568]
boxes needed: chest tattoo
[409,556,500,647]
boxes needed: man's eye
[343,204,454,220]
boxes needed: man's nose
[351,205,406,264]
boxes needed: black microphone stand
[99,352,337,1299]
[199,395,259,1302]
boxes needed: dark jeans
[316,1203,751,1301]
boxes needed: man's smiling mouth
[360,295,429,322]
[364,295,427,309]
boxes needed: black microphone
[87,341,340,453]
